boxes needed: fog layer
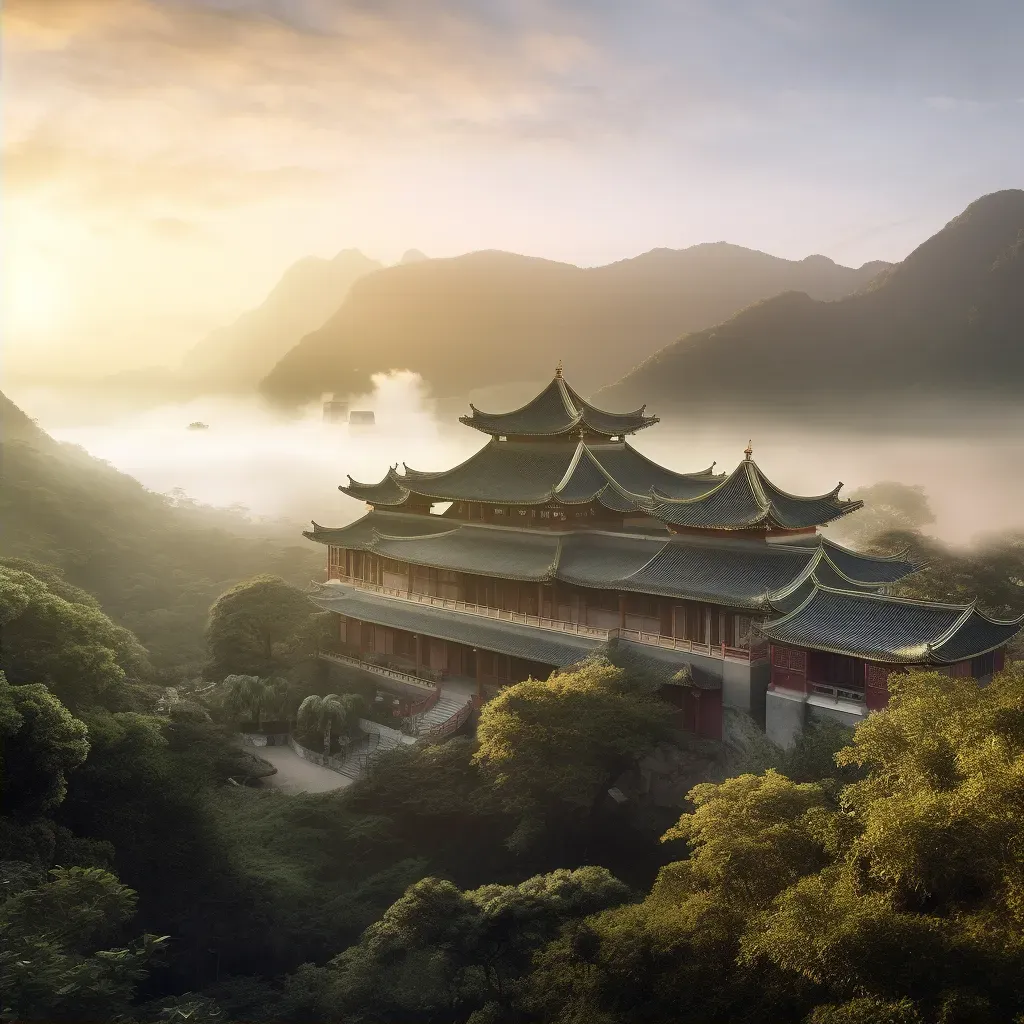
[10,372,1024,545]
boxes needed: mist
[9,371,1024,547]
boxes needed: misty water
[11,371,1024,545]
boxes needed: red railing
[398,687,442,718]
[426,696,477,739]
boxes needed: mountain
[597,190,1024,423]
[182,248,381,387]
[258,244,887,405]
[0,391,320,672]
[400,249,429,264]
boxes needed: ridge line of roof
[820,536,919,564]
[816,548,908,588]
[926,603,980,652]
[779,579,993,614]
[753,462,851,505]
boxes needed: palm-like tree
[222,674,283,730]
[297,692,347,754]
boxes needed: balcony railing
[809,682,866,703]
[319,647,438,692]
[317,576,769,664]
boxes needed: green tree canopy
[220,674,286,728]
[0,866,164,1022]
[206,575,319,679]
[296,691,365,753]
[473,658,669,850]
[524,662,1024,1024]
[0,566,150,711]
[294,867,631,1022]
[0,671,90,820]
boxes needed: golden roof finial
[555,360,563,378]
[744,440,753,460]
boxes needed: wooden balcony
[318,576,768,664]
[808,681,866,703]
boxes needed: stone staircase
[414,694,473,735]
[324,696,474,783]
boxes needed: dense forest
[2,396,1023,1022]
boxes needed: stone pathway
[256,743,353,794]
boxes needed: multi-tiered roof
[310,368,1022,666]
[340,370,861,533]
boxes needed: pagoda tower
[305,368,1022,746]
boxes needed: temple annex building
[306,368,1023,748]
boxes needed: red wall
[770,645,807,693]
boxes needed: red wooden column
[415,634,422,670]
[618,593,626,629]
[474,648,482,702]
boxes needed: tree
[525,662,1024,1024]
[0,671,90,820]
[473,658,669,850]
[834,481,935,548]
[297,692,363,754]
[299,867,631,1022]
[206,575,319,679]
[0,866,165,1022]
[0,566,149,711]
[220,674,285,729]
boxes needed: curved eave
[759,581,1024,664]
[460,375,660,437]
[819,537,926,582]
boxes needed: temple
[306,367,1023,747]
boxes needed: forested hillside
[259,244,886,404]
[599,190,1024,421]
[0,392,320,674]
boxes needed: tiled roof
[651,459,861,531]
[819,538,924,584]
[372,527,561,581]
[305,512,921,610]
[312,584,599,666]
[459,373,659,437]
[759,583,1024,664]
[338,439,722,511]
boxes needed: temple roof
[338,439,721,510]
[305,511,920,610]
[649,457,861,531]
[338,436,859,533]
[759,583,1024,664]
[459,369,658,438]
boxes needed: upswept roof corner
[651,458,861,531]
[459,371,659,437]
[759,581,1024,664]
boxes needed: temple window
[807,650,862,689]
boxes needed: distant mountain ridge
[182,248,381,387]
[596,190,1024,420]
[258,243,887,404]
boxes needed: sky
[4,0,1023,376]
